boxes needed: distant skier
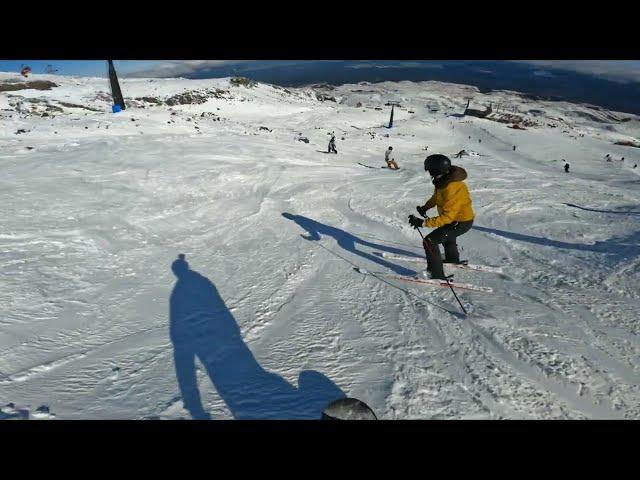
[385,146,399,170]
[328,133,337,154]
[408,154,475,280]
[513,145,516,151]
[564,163,570,173]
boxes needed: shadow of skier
[169,254,345,419]
[563,203,640,216]
[282,212,417,275]
[473,225,640,261]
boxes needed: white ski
[384,274,494,293]
[356,268,493,293]
[380,252,504,274]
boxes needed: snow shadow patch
[473,225,640,260]
[282,212,417,276]
[169,254,345,419]
[563,203,640,216]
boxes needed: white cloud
[125,60,329,78]
[128,60,441,77]
[125,60,256,78]
[124,60,640,85]
[513,60,640,83]
[346,61,443,70]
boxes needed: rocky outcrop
[0,80,58,92]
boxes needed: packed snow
[1,71,639,419]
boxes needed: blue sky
[0,60,161,77]
[2,60,640,84]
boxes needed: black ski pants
[422,219,474,277]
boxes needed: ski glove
[408,215,424,229]
[416,205,428,217]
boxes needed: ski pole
[415,226,467,315]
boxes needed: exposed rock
[614,140,640,148]
[230,77,257,88]
[200,112,220,120]
[58,101,102,112]
[46,104,64,113]
[94,91,112,102]
[0,80,58,92]
[136,96,163,105]
[315,92,336,102]
[166,91,208,106]
[206,88,230,98]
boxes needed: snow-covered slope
[1,72,639,419]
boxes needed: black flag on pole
[107,60,125,111]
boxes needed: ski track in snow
[1,73,639,419]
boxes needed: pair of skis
[360,252,500,293]
[379,252,503,274]
[357,162,400,170]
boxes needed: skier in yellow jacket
[408,154,475,280]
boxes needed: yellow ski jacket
[422,166,475,228]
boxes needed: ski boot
[443,258,467,265]
[421,268,450,281]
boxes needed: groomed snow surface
[1,73,639,419]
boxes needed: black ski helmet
[321,398,378,420]
[424,154,451,176]
[388,146,393,150]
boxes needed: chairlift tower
[387,101,400,128]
